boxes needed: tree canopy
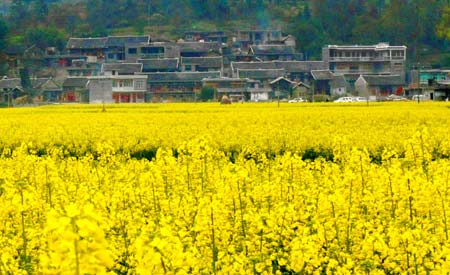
[1,0,450,62]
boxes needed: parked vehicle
[386,94,407,101]
[353,97,369,102]
[334,97,354,103]
[288,97,308,103]
[411,95,428,101]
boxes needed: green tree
[437,5,450,40]
[9,0,30,27]
[200,86,216,101]
[0,17,8,49]
[25,26,67,51]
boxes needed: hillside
[1,0,450,67]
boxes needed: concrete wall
[88,78,113,104]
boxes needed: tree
[200,86,216,101]
[25,26,67,51]
[9,0,29,27]
[0,17,8,50]
[437,5,450,41]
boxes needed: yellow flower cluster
[0,102,450,274]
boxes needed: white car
[288,97,307,103]
[354,97,368,102]
[334,97,354,103]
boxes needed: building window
[113,79,133,87]
[108,53,115,59]
[135,80,145,89]
[128,48,137,54]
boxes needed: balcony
[329,56,397,62]
[332,69,392,75]
[217,87,247,94]
[247,87,272,93]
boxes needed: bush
[200,86,216,101]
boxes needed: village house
[66,59,101,77]
[87,75,147,104]
[104,35,150,62]
[125,42,180,61]
[249,45,299,61]
[180,57,223,72]
[139,58,180,73]
[269,77,303,99]
[355,75,405,97]
[102,63,143,76]
[311,70,349,96]
[62,77,89,103]
[66,37,108,63]
[66,36,151,63]
[236,30,283,46]
[178,42,223,57]
[0,77,62,103]
[322,43,407,87]
[31,78,63,102]
[231,61,326,83]
[184,31,228,43]
[201,77,271,102]
[139,71,221,102]
[0,77,23,104]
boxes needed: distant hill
[0,0,450,66]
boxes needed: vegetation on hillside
[0,0,450,64]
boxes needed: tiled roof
[232,62,278,71]
[63,77,88,88]
[311,70,334,80]
[144,71,221,82]
[251,45,295,55]
[0,78,22,89]
[232,61,326,73]
[237,69,285,80]
[275,61,326,72]
[106,36,150,47]
[102,63,143,74]
[178,42,222,53]
[0,78,60,90]
[67,36,150,49]
[331,75,347,88]
[361,75,405,86]
[67,37,108,49]
[139,58,179,70]
[181,57,222,68]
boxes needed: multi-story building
[322,43,407,84]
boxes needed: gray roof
[361,75,405,86]
[232,61,326,73]
[331,75,347,88]
[178,42,222,53]
[143,71,221,82]
[237,69,285,80]
[311,70,334,80]
[275,61,326,72]
[106,36,150,47]
[270,76,297,85]
[67,37,108,49]
[181,57,222,68]
[102,63,143,74]
[0,78,60,91]
[0,78,22,89]
[232,62,278,71]
[63,77,88,88]
[31,78,51,89]
[251,45,295,55]
[139,58,179,70]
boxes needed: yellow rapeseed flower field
[1,101,450,274]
